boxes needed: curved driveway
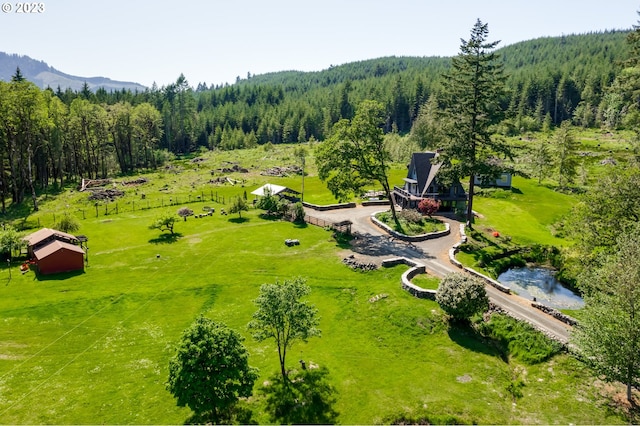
[305,205,572,344]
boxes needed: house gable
[393,151,466,212]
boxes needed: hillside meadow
[0,141,632,424]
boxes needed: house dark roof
[408,152,442,197]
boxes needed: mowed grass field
[0,145,629,424]
[471,176,576,246]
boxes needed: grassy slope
[0,145,627,424]
[472,176,576,247]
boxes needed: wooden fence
[303,215,352,234]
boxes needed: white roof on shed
[251,183,288,196]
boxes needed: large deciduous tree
[439,19,511,228]
[315,99,400,225]
[572,223,640,403]
[149,212,177,234]
[248,277,320,381]
[131,102,163,169]
[567,165,640,261]
[0,225,26,261]
[167,316,259,423]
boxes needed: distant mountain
[0,52,147,92]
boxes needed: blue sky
[0,0,637,88]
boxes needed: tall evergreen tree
[11,67,25,82]
[552,120,579,191]
[438,19,511,228]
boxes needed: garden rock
[342,255,377,271]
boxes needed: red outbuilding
[23,228,85,275]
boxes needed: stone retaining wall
[382,257,436,300]
[302,201,357,211]
[371,212,450,242]
[361,200,391,207]
[448,224,511,294]
[532,302,579,327]
[448,224,577,343]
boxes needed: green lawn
[0,145,629,424]
[473,176,576,246]
[409,273,441,290]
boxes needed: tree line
[0,29,634,214]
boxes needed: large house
[23,228,85,275]
[393,152,466,212]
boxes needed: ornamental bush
[417,198,441,217]
[436,273,489,322]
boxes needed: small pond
[497,266,584,310]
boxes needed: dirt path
[305,205,572,343]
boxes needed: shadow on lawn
[228,217,250,224]
[183,404,257,425]
[292,220,308,229]
[348,232,435,260]
[261,367,339,425]
[447,321,509,363]
[30,269,86,282]
[149,232,183,244]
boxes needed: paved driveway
[305,205,572,343]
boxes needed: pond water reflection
[497,266,584,310]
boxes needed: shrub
[55,213,80,233]
[289,202,306,223]
[256,192,288,216]
[475,313,562,364]
[417,198,441,217]
[436,274,489,322]
[398,209,422,224]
